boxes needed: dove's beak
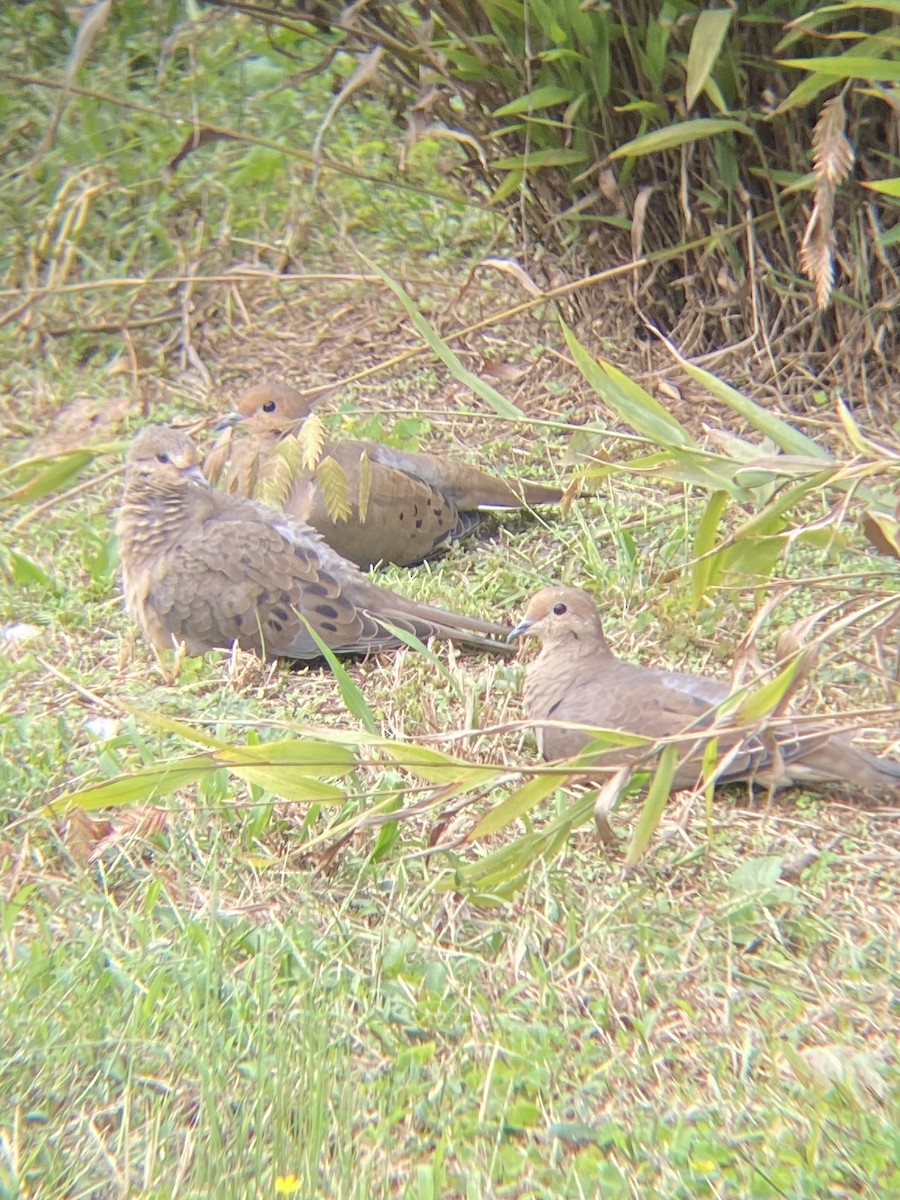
[183,465,211,488]
[213,411,243,433]
[508,617,535,642]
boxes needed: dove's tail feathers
[791,737,900,792]
[378,595,514,655]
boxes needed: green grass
[2,6,899,1199]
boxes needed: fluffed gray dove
[117,426,514,660]
[510,586,900,793]
[206,381,563,569]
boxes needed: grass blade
[358,252,524,418]
[624,743,679,865]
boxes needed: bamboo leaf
[493,86,574,116]
[46,758,216,815]
[736,654,808,724]
[862,509,900,558]
[216,738,356,777]
[491,148,588,169]
[358,253,523,418]
[691,490,729,610]
[1,449,99,503]
[490,167,525,205]
[779,55,900,83]
[469,773,561,839]
[835,397,899,457]
[0,546,51,588]
[582,447,753,498]
[562,322,698,449]
[372,618,465,699]
[294,615,378,733]
[677,361,833,459]
[609,118,749,159]
[122,707,231,749]
[686,10,733,111]
[733,455,835,488]
[861,176,900,196]
[624,743,679,866]
[382,743,499,788]
[223,763,347,803]
[787,2,900,34]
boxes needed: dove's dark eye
[552,602,567,616]
[156,452,170,464]
[262,400,277,413]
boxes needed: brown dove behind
[211,382,563,569]
[511,586,900,793]
[118,426,514,660]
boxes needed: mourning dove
[511,586,900,793]
[207,381,563,569]
[117,426,514,660]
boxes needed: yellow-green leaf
[216,738,356,778]
[609,118,749,159]
[691,490,729,610]
[624,743,679,865]
[294,615,378,733]
[736,654,808,724]
[358,253,523,418]
[492,148,587,170]
[469,773,561,839]
[1,449,99,503]
[357,449,372,523]
[46,758,216,815]
[678,361,833,459]
[315,455,353,523]
[686,10,733,111]
[862,175,900,196]
[562,321,698,450]
[493,85,573,116]
[779,55,900,82]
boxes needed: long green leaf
[1,450,98,503]
[359,253,523,418]
[779,55,900,82]
[677,361,833,459]
[490,167,525,205]
[686,10,733,111]
[493,86,573,116]
[691,490,729,610]
[787,1,900,33]
[217,738,356,778]
[736,654,808,724]
[624,743,679,866]
[861,176,900,196]
[562,322,698,449]
[375,618,465,698]
[46,758,217,815]
[0,546,51,588]
[469,773,561,839]
[581,447,753,498]
[609,118,749,159]
[382,743,499,789]
[123,707,232,750]
[295,614,378,734]
[492,148,587,169]
[223,764,347,803]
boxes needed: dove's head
[509,586,608,647]
[125,426,208,493]
[230,382,315,437]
